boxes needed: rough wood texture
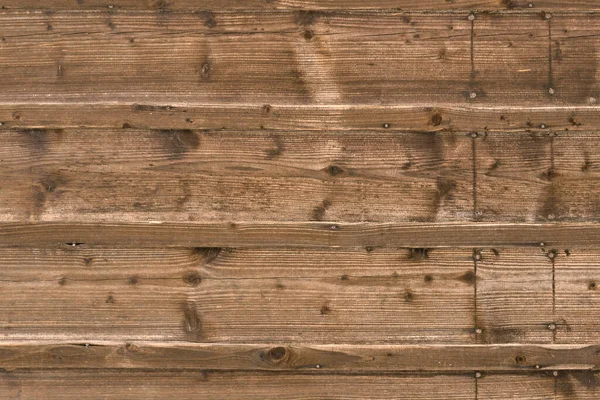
[4,222,600,248]
[0,0,598,10]
[476,132,600,222]
[0,342,598,371]
[0,128,472,223]
[0,371,475,400]
[3,3,600,399]
[0,12,598,130]
[0,247,474,342]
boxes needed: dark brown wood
[3,222,600,248]
[0,342,598,371]
[0,0,598,10]
[2,104,600,132]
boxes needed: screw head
[468,14,475,21]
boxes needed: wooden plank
[0,370,474,400]
[0,247,470,279]
[3,104,600,131]
[0,0,598,10]
[477,373,556,399]
[476,132,600,222]
[479,371,600,399]
[0,11,594,130]
[0,247,474,342]
[554,248,600,344]
[0,128,473,224]
[0,342,599,371]
[0,11,472,106]
[476,248,554,344]
[3,222,600,248]
[473,13,551,105]
[552,14,600,106]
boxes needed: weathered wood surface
[2,2,600,399]
[3,104,600,132]
[0,342,599,371]
[0,247,474,342]
[0,128,473,223]
[4,222,600,247]
[4,128,600,224]
[2,370,600,399]
[476,132,600,222]
[0,12,598,130]
[0,371,475,400]
[1,0,599,10]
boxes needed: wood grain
[0,11,472,106]
[554,248,600,344]
[3,104,600,131]
[0,128,473,223]
[4,222,600,248]
[0,342,598,371]
[0,247,474,342]
[0,11,596,130]
[476,248,554,344]
[0,370,475,400]
[476,132,600,222]
[0,0,599,10]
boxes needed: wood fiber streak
[476,132,600,222]
[476,248,554,344]
[553,248,600,344]
[1,0,599,10]
[0,11,472,105]
[0,371,474,400]
[3,222,600,248]
[479,372,600,399]
[0,343,599,371]
[4,104,600,131]
[0,129,472,223]
[0,247,474,342]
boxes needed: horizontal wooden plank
[0,11,474,105]
[0,11,596,130]
[2,222,600,247]
[554,248,600,344]
[0,128,473,224]
[476,248,555,344]
[0,246,474,342]
[475,247,600,345]
[479,371,600,399]
[0,342,598,372]
[2,104,600,131]
[476,132,600,222]
[0,370,474,400]
[0,0,598,10]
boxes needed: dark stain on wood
[182,302,202,339]
[155,129,200,159]
[311,199,331,221]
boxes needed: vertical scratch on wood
[547,15,554,93]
